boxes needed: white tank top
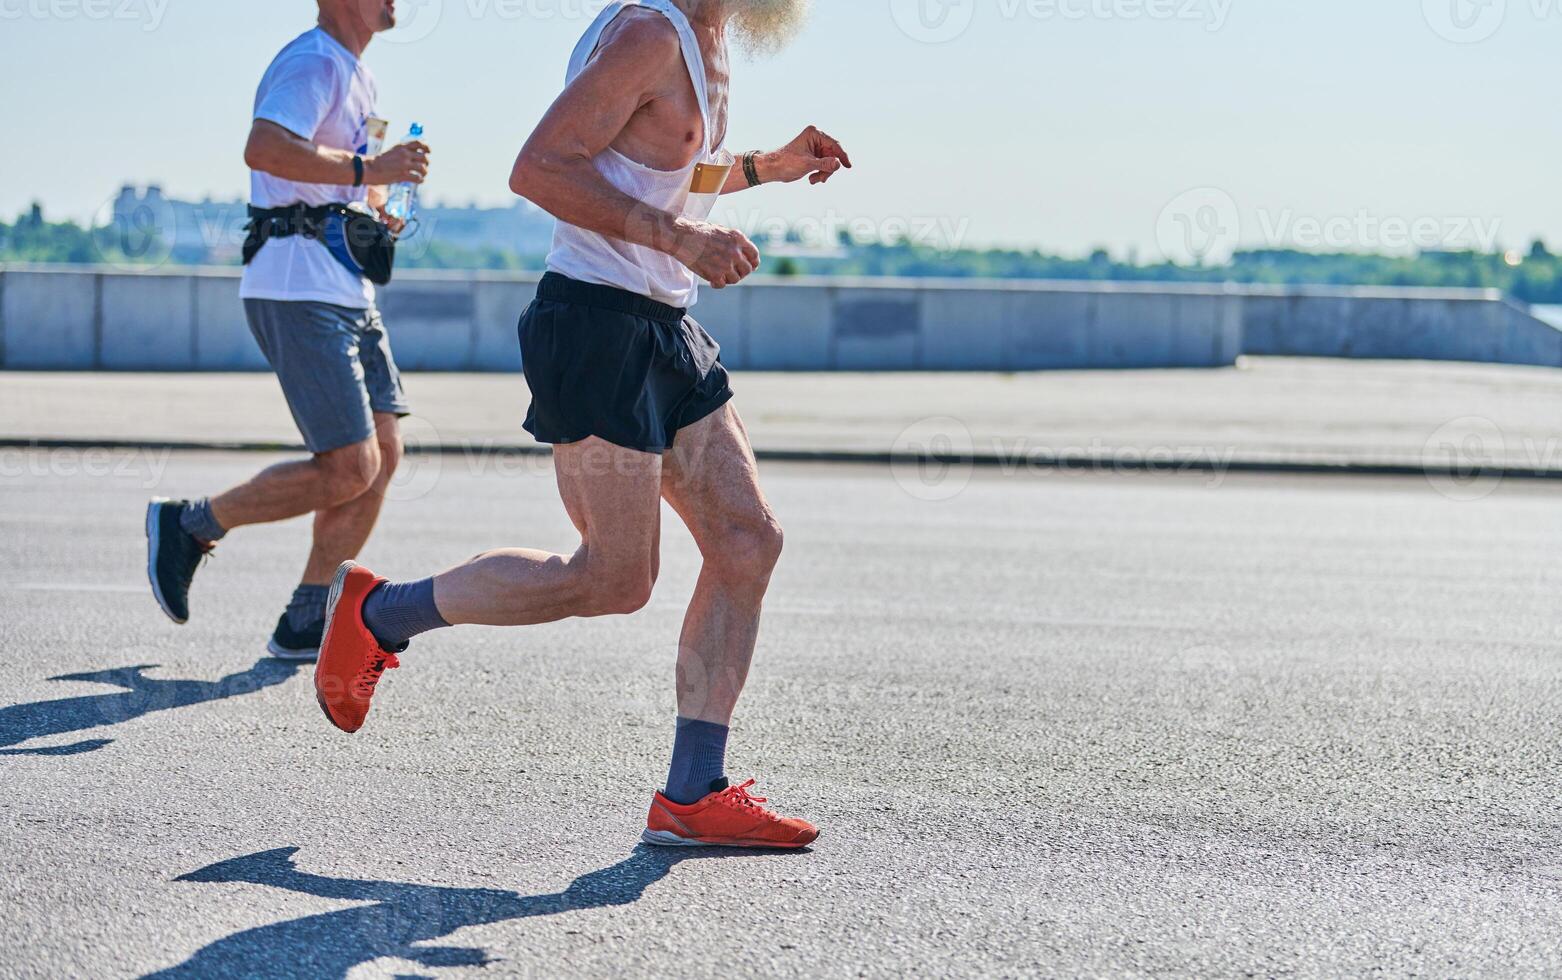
[544,0,732,309]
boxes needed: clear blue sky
[4,0,1559,259]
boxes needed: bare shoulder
[591,7,683,68]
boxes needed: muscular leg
[431,438,664,626]
[660,405,785,726]
[300,413,403,585]
[207,434,384,534]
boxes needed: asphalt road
[7,357,1562,471]
[2,449,1560,978]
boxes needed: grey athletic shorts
[244,299,410,454]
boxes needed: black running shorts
[519,272,735,454]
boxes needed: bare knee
[315,438,381,505]
[712,515,784,585]
[574,557,657,617]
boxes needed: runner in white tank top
[316,0,856,851]
[546,0,732,308]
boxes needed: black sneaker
[267,613,324,662]
[145,498,212,624]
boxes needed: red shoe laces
[352,650,401,699]
[715,780,776,820]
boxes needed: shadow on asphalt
[146,843,800,978]
[0,659,302,756]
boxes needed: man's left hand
[761,126,852,186]
[367,185,406,236]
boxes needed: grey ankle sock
[664,717,730,805]
[178,498,227,544]
[361,578,449,650]
[285,584,330,631]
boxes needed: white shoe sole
[145,498,185,625]
[641,829,711,847]
[322,561,357,655]
[640,829,815,850]
[266,637,319,662]
[315,561,362,733]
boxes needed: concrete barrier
[1,264,1558,372]
[1236,286,1562,367]
[1,268,99,369]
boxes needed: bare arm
[508,14,758,287]
[721,127,853,195]
[244,119,431,194]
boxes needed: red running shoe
[643,779,819,849]
[314,561,401,734]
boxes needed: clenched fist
[675,219,762,289]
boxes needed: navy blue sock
[178,498,227,544]
[285,584,329,631]
[360,578,449,651]
[664,717,729,805]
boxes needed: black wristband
[352,155,365,187]
[742,152,762,188]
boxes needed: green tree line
[5,209,1562,302]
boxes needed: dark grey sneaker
[145,498,211,624]
[267,613,324,662]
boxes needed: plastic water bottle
[383,123,424,225]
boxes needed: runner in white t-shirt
[145,0,433,663]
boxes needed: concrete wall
[1237,286,1562,369]
[1,264,1558,372]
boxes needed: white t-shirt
[240,28,379,308]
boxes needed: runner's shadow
[146,843,794,979]
[0,659,302,756]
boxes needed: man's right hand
[365,141,431,185]
[675,219,761,289]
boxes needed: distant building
[417,200,556,257]
[106,184,557,264]
[110,184,243,260]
